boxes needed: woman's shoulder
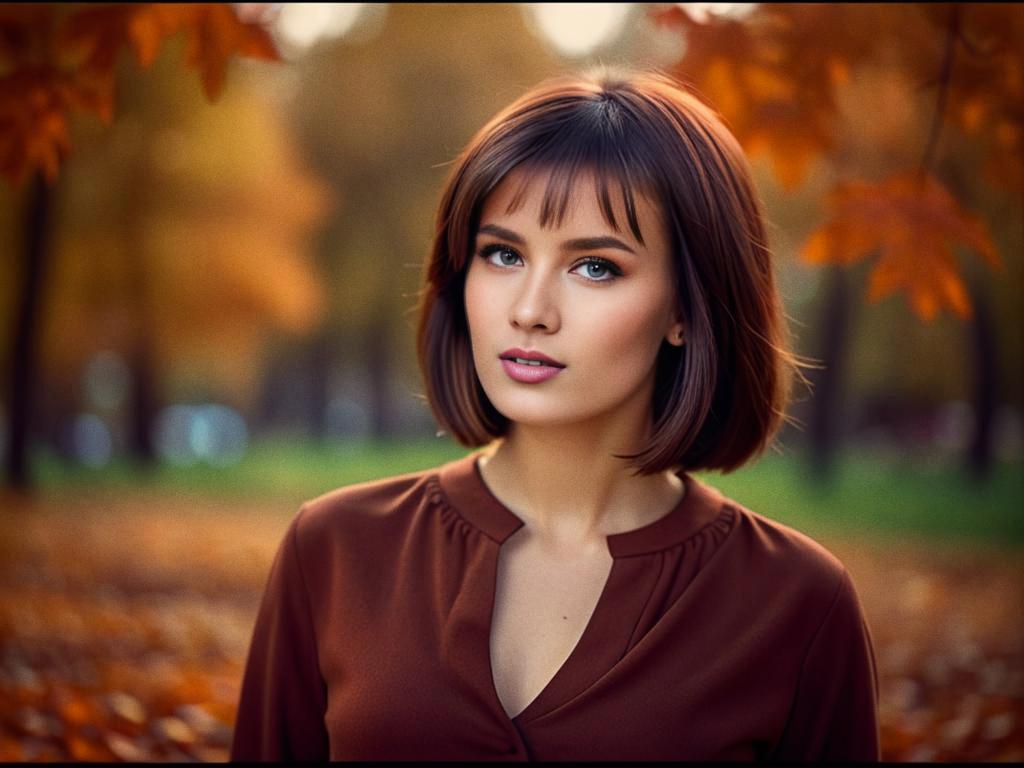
[291,464,442,542]
[700,480,857,610]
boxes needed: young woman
[231,68,880,761]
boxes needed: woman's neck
[476,423,685,547]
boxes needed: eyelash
[476,244,623,283]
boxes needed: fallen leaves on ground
[0,490,1021,761]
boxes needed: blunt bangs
[496,101,656,248]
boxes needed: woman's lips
[500,358,565,383]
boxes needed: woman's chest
[489,535,614,719]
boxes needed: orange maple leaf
[0,70,73,184]
[58,3,180,72]
[142,4,280,101]
[799,173,1002,321]
[59,4,279,99]
[58,5,139,77]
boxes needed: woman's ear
[665,321,685,347]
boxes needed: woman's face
[464,167,683,432]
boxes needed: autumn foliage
[653,3,1019,322]
[801,174,1002,320]
[0,3,279,186]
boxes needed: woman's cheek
[463,267,487,329]
[464,269,500,362]
[574,290,666,362]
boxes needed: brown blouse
[230,449,880,761]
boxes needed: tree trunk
[808,266,852,483]
[123,151,160,466]
[365,314,395,439]
[307,328,334,441]
[255,346,289,435]
[124,262,159,466]
[125,334,158,464]
[965,275,997,482]
[4,173,54,492]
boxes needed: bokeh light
[274,3,366,51]
[72,414,113,468]
[155,404,249,467]
[191,405,249,467]
[523,3,633,57]
[678,3,759,24]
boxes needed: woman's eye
[480,245,522,267]
[572,259,621,282]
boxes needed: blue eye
[572,258,622,283]
[478,244,522,267]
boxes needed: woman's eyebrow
[476,224,637,255]
[563,236,636,255]
[477,224,525,244]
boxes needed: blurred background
[0,2,1021,762]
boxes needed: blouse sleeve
[230,507,329,761]
[770,568,881,761]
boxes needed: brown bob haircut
[416,67,798,475]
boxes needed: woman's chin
[488,397,601,430]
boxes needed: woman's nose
[509,270,561,333]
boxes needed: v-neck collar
[436,449,727,558]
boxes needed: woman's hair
[415,67,800,475]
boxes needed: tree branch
[919,4,962,176]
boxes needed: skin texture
[464,166,687,543]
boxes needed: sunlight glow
[676,3,758,24]
[525,3,633,57]
[275,3,366,50]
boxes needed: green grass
[31,438,1023,548]
[34,437,469,501]
[695,451,1024,549]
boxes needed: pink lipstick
[499,348,566,384]
[500,359,565,383]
